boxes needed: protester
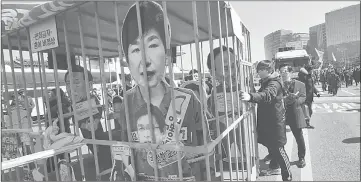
[240,60,292,181]
[205,76,213,95]
[206,46,244,166]
[328,69,341,96]
[43,88,72,172]
[188,69,199,81]
[320,70,327,91]
[8,89,35,148]
[64,65,113,178]
[347,69,353,86]
[344,69,350,88]
[297,65,319,129]
[116,1,215,180]
[353,67,360,86]
[279,64,307,168]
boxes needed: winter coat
[298,69,318,104]
[320,72,326,82]
[353,69,360,82]
[249,72,287,148]
[283,80,307,129]
[328,73,340,88]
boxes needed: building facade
[264,29,293,60]
[308,23,327,61]
[286,33,310,50]
[264,30,310,60]
[325,3,360,67]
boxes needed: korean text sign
[29,17,58,52]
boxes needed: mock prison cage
[1,1,258,181]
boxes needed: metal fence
[1,1,258,181]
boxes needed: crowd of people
[317,66,360,96]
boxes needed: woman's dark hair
[256,60,274,73]
[207,46,234,70]
[188,69,198,75]
[64,65,93,83]
[121,1,170,62]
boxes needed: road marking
[332,103,345,109]
[313,103,360,113]
[341,103,354,109]
[301,129,313,181]
[276,126,294,181]
[341,89,356,96]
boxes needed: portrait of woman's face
[127,29,166,89]
[136,114,163,143]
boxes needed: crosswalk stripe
[341,89,356,96]
[301,129,313,181]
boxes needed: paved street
[257,84,360,181]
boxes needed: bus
[274,49,311,78]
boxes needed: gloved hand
[43,118,84,150]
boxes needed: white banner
[29,16,59,52]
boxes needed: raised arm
[249,80,281,104]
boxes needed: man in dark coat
[320,70,327,91]
[241,60,292,181]
[280,64,307,168]
[344,69,350,88]
[328,69,340,96]
[353,67,360,86]
[297,65,320,129]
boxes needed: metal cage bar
[1,43,21,181]
[206,2,224,180]
[76,7,102,181]
[192,1,212,180]
[1,1,260,181]
[216,1,234,180]
[162,1,185,180]
[94,2,113,142]
[25,28,49,181]
[233,35,246,181]
[39,51,61,181]
[62,15,86,181]
[224,4,241,181]
[113,2,136,180]
[50,47,73,181]
[135,2,160,180]
[6,34,30,181]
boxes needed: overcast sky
[230,1,360,62]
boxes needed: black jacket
[298,71,318,104]
[249,72,287,148]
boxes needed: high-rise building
[264,29,293,60]
[264,30,309,60]
[308,23,327,61]
[286,33,310,50]
[325,3,360,67]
